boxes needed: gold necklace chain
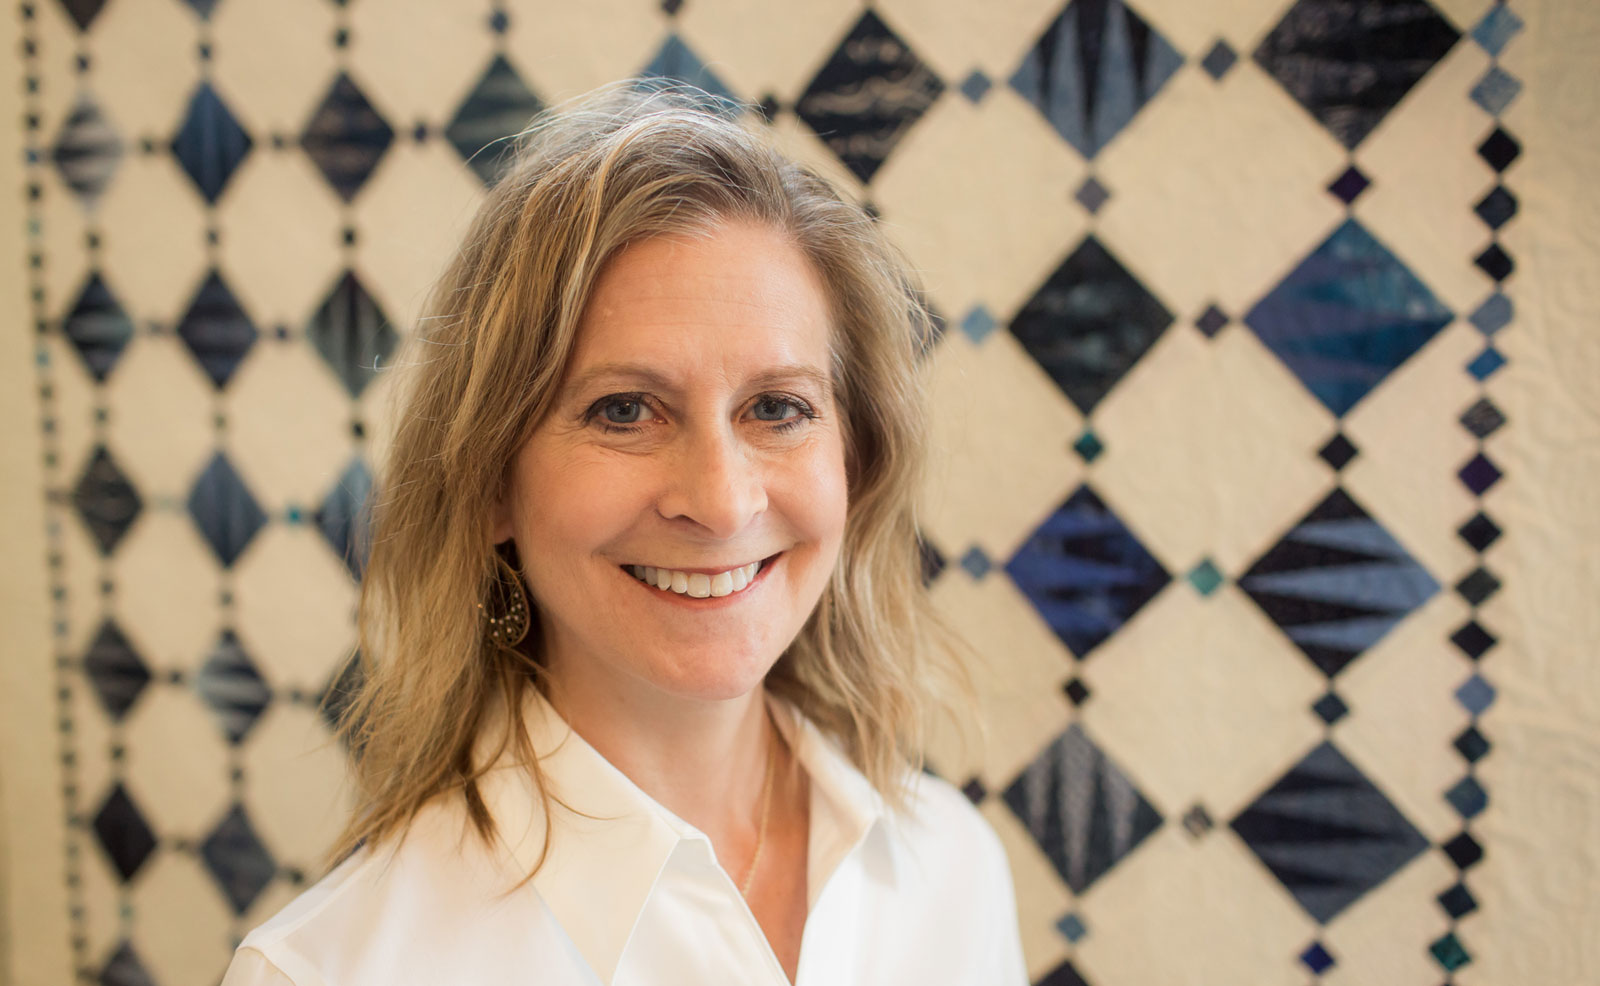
[738,716,778,898]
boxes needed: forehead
[565,222,835,383]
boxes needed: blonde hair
[327,81,975,872]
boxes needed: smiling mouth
[619,552,781,599]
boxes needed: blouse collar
[469,686,887,984]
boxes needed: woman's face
[491,220,849,705]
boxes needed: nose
[655,424,768,540]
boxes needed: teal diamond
[1430,931,1471,971]
[1187,559,1224,596]
[1072,429,1103,463]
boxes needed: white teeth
[629,559,766,598]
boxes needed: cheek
[513,452,637,558]
[786,434,850,549]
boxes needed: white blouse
[221,690,1027,985]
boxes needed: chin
[641,647,780,704]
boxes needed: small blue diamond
[959,546,991,580]
[1055,912,1087,943]
[1201,40,1237,80]
[959,70,991,104]
[1467,347,1506,381]
[1456,674,1496,715]
[1300,941,1335,974]
[1312,692,1348,725]
[1470,293,1512,335]
[959,305,996,344]
[1472,6,1523,56]
[1471,66,1522,115]
[1445,775,1488,819]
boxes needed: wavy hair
[326,80,976,873]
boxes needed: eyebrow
[563,361,834,400]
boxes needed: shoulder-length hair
[327,80,975,872]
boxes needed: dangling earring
[479,547,530,649]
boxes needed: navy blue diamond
[1312,691,1348,725]
[1475,185,1517,230]
[1459,397,1506,440]
[1300,941,1335,974]
[177,269,257,389]
[1453,725,1490,763]
[57,0,108,31]
[1232,740,1428,923]
[1475,242,1514,282]
[1239,487,1439,677]
[1245,218,1452,418]
[795,9,943,184]
[71,445,142,556]
[62,272,134,382]
[637,35,740,117]
[1254,0,1459,149]
[1005,485,1170,659]
[92,783,157,882]
[187,451,266,568]
[303,72,394,202]
[445,54,544,185]
[1443,830,1484,869]
[315,457,373,578]
[1010,235,1173,414]
[195,629,271,744]
[1002,722,1163,893]
[82,619,151,722]
[1438,880,1477,918]
[1477,127,1519,171]
[1201,39,1237,80]
[1035,960,1091,986]
[1458,511,1501,552]
[52,94,122,206]
[1459,452,1501,495]
[1327,165,1369,204]
[1195,303,1229,337]
[1010,0,1183,159]
[199,803,276,915]
[99,939,157,986]
[307,271,395,397]
[172,81,252,204]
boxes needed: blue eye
[753,397,798,422]
[602,399,646,424]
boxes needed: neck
[541,657,777,850]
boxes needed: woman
[223,82,1027,985]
